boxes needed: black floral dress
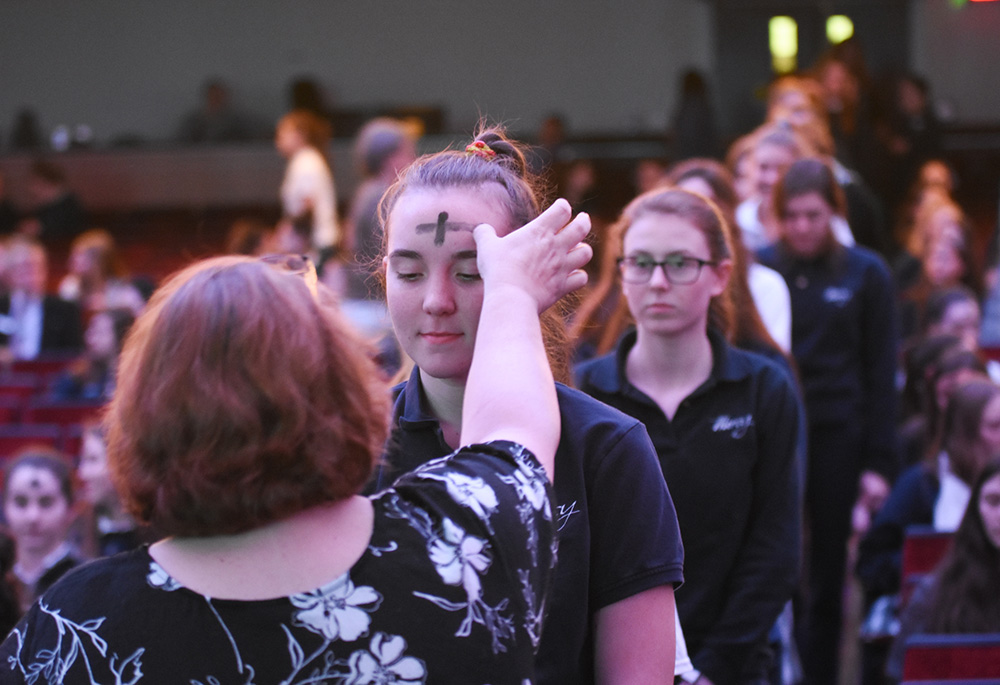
[1,442,556,684]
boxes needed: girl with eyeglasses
[575,187,803,685]
[756,157,900,685]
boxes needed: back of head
[280,109,332,151]
[106,256,389,537]
[354,118,414,179]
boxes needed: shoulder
[556,383,639,429]
[846,245,893,281]
[572,352,619,393]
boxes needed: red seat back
[903,633,1000,680]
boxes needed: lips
[419,331,463,344]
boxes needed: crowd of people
[0,40,998,685]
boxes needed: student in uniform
[575,187,803,685]
[371,127,685,684]
[756,157,900,685]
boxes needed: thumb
[472,222,499,247]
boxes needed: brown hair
[69,229,126,281]
[377,125,573,383]
[923,457,1000,633]
[934,378,1000,486]
[2,448,74,508]
[571,188,734,352]
[105,256,389,537]
[773,157,847,220]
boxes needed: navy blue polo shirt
[757,242,899,478]
[372,367,684,685]
[575,330,802,685]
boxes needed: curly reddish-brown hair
[105,256,389,537]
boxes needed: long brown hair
[924,458,1000,632]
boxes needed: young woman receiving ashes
[0,194,591,682]
[371,129,684,684]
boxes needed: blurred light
[827,15,854,44]
[769,16,798,74]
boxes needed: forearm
[461,284,558,476]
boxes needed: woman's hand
[473,198,592,312]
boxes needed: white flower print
[145,562,182,592]
[417,471,499,531]
[428,518,492,597]
[345,633,426,684]
[290,573,382,642]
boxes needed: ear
[709,259,733,297]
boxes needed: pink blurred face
[384,185,513,384]
[979,473,1000,549]
[755,143,797,206]
[924,238,964,288]
[78,432,116,508]
[933,299,981,351]
[9,247,47,296]
[85,312,117,359]
[3,465,71,558]
[979,394,1000,454]
[780,191,834,259]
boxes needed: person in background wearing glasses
[576,187,803,685]
[756,158,899,685]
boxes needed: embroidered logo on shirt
[823,287,853,306]
[557,501,580,531]
[712,414,754,439]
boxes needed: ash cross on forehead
[416,211,478,246]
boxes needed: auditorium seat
[902,633,1000,681]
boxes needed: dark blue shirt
[757,242,900,478]
[575,330,802,684]
[372,368,684,685]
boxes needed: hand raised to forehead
[473,198,592,313]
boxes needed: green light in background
[769,16,798,74]
[827,15,854,44]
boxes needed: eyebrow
[387,249,478,261]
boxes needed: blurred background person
[2,449,82,614]
[0,238,84,361]
[275,109,339,267]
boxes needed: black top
[575,330,803,684]
[757,242,900,479]
[371,370,685,685]
[1,442,556,684]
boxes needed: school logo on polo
[712,414,754,438]
[823,287,852,306]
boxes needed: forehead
[624,214,710,254]
[386,186,513,250]
[982,474,1000,496]
[6,465,61,494]
[785,191,830,212]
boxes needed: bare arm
[460,198,591,479]
[594,585,676,684]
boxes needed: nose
[422,273,457,315]
[648,264,673,289]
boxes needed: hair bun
[472,128,526,177]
